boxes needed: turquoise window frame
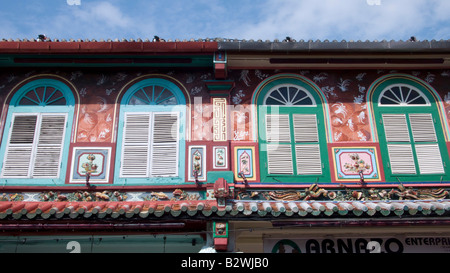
[114,78,187,185]
[0,79,75,186]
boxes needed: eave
[225,53,450,70]
[1,199,449,224]
[0,41,217,68]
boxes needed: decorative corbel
[213,221,228,251]
[214,51,227,79]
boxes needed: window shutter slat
[409,114,437,142]
[32,115,66,177]
[9,115,37,144]
[416,144,444,174]
[2,147,33,177]
[150,113,178,177]
[267,144,293,174]
[120,113,151,177]
[293,114,318,142]
[382,114,410,142]
[266,114,291,142]
[387,144,416,174]
[2,115,37,177]
[295,144,322,175]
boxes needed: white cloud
[47,1,145,40]
[0,0,448,41]
[67,0,81,6]
[72,2,132,30]
[227,0,449,41]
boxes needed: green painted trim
[213,222,228,238]
[256,76,331,184]
[206,171,234,184]
[0,54,214,68]
[371,77,450,183]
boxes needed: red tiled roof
[0,41,218,54]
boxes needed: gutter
[0,222,186,231]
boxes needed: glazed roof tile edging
[0,40,218,54]
[1,38,450,53]
[217,39,450,52]
[1,199,450,221]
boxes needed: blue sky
[1,0,449,42]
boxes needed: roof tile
[0,199,449,223]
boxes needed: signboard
[264,236,450,253]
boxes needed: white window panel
[267,144,293,174]
[32,115,67,178]
[387,144,416,174]
[409,113,437,142]
[2,115,37,177]
[120,113,151,177]
[295,144,322,175]
[293,114,318,142]
[382,114,410,142]
[2,113,67,178]
[266,114,291,143]
[416,144,444,174]
[150,113,179,177]
[120,112,179,178]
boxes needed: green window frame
[257,76,330,183]
[372,77,450,183]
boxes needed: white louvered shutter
[293,114,318,142]
[382,114,410,142]
[416,144,444,174]
[382,114,416,174]
[387,144,416,174]
[266,144,293,174]
[266,114,291,142]
[120,113,151,177]
[295,145,322,175]
[32,114,67,177]
[409,114,444,174]
[150,113,179,177]
[265,114,293,174]
[2,115,37,177]
[409,114,437,142]
[293,114,322,174]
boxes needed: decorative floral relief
[236,184,449,201]
[343,153,371,174]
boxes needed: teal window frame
[257,77,330,183]
[0,79,75,186]
[114,78,186,185]
[372,77,450,183]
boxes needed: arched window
[115,77,186,184]
[256,76,330,183]
[371,76,450,182]
[0,78,75,184]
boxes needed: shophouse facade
[0,38,450,252]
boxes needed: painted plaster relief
[227,69,450,143]
[0,69,449,144]
[187,72,213,141]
